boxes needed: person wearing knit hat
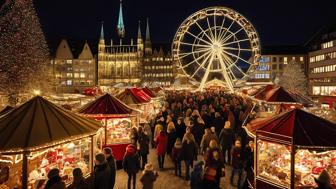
[123,144,140,189]
[103,147,116,189]
[45,168,66,189]
[314,170,333,189]
[140,163,159,189]
[93,153,112,189]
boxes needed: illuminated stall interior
[246,108,336,188]
[0,96,101,189]
[78,93,139,160]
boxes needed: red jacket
[156,132,168,155]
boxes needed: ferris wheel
[172,7,261,91]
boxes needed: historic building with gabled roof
[52,39,96,93]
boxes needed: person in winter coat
[171,138,183,176]
[213,112,224,136]
[230,140,244,189]
[138,127,150,169]
[93,153,112,189]
[67,168,89,189]
[143,123,153,147]
[314,170,333,189]
[44,168,66,189]
[156,130,168,169]
[203,150,225,189]
[175,117,186,140]
[181,133,198,180]
[191,117,205,148]
[140,163,159,189]
[130,127,139,145]
[123,144,141,189]
[219,121,235,164]
[153,124,163,143]
[190,161,204,189]
[166,122,177,155]
[103,147,116,188]
[200,128,217,155]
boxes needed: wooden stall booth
[246,108,336,189]
[78,93,140,161]
[0,96,102,189]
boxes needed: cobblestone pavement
[115,149,246,189]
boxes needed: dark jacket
[122,149,141,174]
[45,176,66,189]
[214,116,224,135]
[219,128,235,149]
[191,123,204,147]
[67,178,89,189]
[190,162,204,189]
[93,163,112,189]
[138,132,150,155]
[167,131,177,154]
[171,143,183,162]
[175,122,186,139]
[140,170,158,189]
[231,146,243,169]
[181,140,197,161]
[106,155,116,188]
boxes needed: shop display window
[0,138,92,189]
[295,149,336,187]
[257,140,291,187]
[103,118,133,144]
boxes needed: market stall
[117,88,154,122]
[0,96,101,189]
[142,87,165,115]
[0,106,13,117]
[78,93,139,161]
[246,108,336,189]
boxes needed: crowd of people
[42,90,334,189]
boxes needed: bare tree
[278,62,308,94]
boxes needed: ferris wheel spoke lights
[172,7,260,91]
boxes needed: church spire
[145,18,152,55]
[145,18,150,41]
[100,21,104,40]
[138,20,142,39]
[117,0,125,38]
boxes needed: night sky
[32,0,336,47]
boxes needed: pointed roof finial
[100,21,104,39]
[145,18,150,41]
[137,20,142,39]
[117,0,125,38]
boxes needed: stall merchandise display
[257,140,336,188]
[0,138,91,188]
[257,140,291,187]
[103,118,132,144]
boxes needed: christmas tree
[0,0,51,106]
[279,62,308,94]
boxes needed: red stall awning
[117,88,150,105]
[255,108,336,147]
[142,87,157,98]
[78,93,134,116]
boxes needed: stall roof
[0,96,101,153]
[0,106,14,117]
[142,87,157,98]
[78,93,134,115]
[131,88,151,102]
[252,108,336,147]
[117,88,150,105]
[255,85,297,103]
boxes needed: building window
[66,80,72,86]
[66,73,73,77]
[80,73,86,78]
[272,57,277,62]
[300,57,304,62]
[272,64,277,70]
[284,57,288,64]
[322,41,334,49]
[66,60,72,64]
[74,73,79,78]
